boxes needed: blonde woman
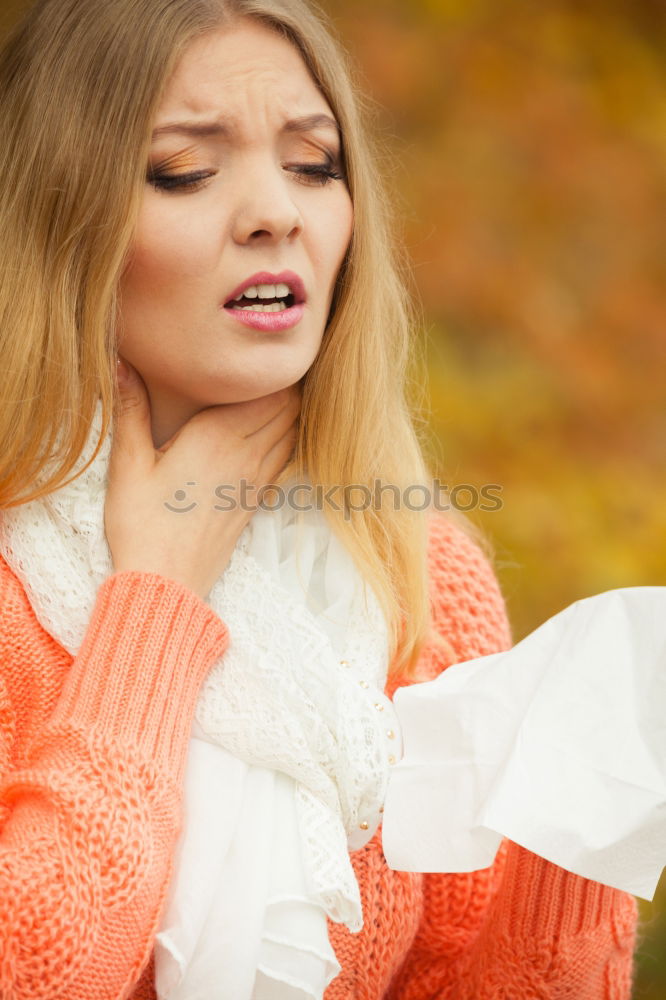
[0,0,638,997]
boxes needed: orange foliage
[328,2,666,991]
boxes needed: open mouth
[224,292,296,312]
[222,273,306,331]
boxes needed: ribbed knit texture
[0,512,638,999]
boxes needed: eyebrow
[151,112,340,140]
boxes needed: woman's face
[117,18,353,448]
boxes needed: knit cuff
[50,571,229,779]
[492,840,629,940]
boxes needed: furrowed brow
[151,112,340,141]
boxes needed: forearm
[0,571,228,999]
[449,841,638,1000]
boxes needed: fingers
[110,356,154,474]
[256,417,299,487]
[218,384,301,440]
[244,386,301,447]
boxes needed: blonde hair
[0,0,487,676]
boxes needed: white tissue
[382,587,666,901]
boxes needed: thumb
[112,356,153,465]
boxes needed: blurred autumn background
[323,0,666,996]
[1,0,664,994]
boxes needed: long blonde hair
[0,0,485,676]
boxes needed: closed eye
[147,159,345,194]
[147,169,213,193]
[287,162,344,186]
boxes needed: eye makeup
[146,139,346,193]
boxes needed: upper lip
[223,270,306,306]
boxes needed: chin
[227,370,310,401]
[205,381,296,407]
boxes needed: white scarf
[0,400,401,999]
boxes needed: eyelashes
[147,168,211,193]
[147,158,345,193]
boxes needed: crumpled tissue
[382,587,666,901]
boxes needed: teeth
[239,302,288,312]
[231,280,293,304]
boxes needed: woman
[0,0,639,997]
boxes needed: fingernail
[116,357,131,384]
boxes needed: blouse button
[340,659,350,667]
[388,755,396,765]
[374,703,384,712]
[386,729,395,739]
[359,680,369,689]
[359,820,369,831]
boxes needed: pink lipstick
[222,270,306,332]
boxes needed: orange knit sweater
[0,511,638,999]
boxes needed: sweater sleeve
[386,511,639,1000]
[0,557,230,999]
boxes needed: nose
[230,156,304,246]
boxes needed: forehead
[155,19,333,125]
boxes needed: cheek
[336,198,354,263]
[124,207,220,288]
[318,193,353,279]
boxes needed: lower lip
[223,302,305,332]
